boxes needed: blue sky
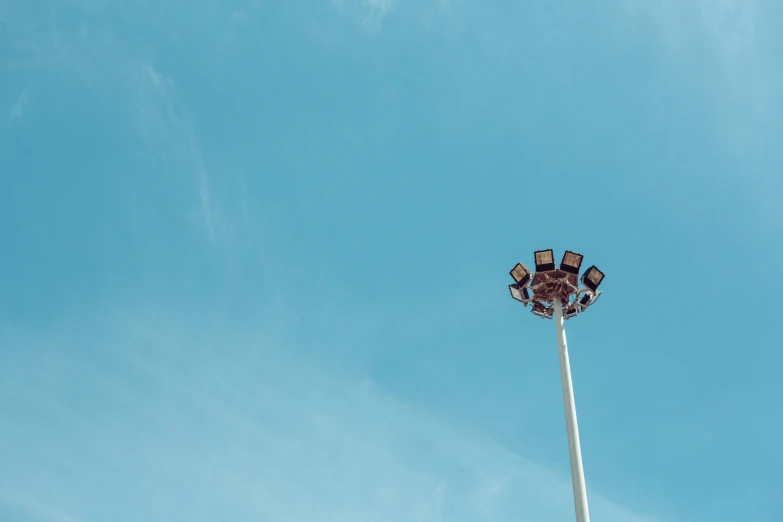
[1,0,782,521]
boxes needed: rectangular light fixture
[581,266,605,291]
[534,249,555,272]
[509,263,532,286]
[560,250,584,275]
[509,284,530,306]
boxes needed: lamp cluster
[508,250,604,320]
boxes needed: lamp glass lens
[510,264,530,284]
[535,250,554,265]
[587,267,604,286]
[509,285,523,301]
[563,251,583,269]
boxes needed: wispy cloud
[5,91,29,127]
[697,0,758,61]
[131,62,221,243]
[0,311,663,522]
[623,0,780,151]
[3,1,226,245]
[626,0,758,57]
[0,488,82,522]
[620,0,782,228]
[333,0,397,29]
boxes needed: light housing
[534,249,555,272]
[509,284,530,305]
[581,266,605,291]
[509,263,532,286]
[560,251,584,275]
[579,294,592,307]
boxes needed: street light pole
[508,250,604,522]
[553,297,590,522]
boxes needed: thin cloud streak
[5,91,29,127]
[0,312,663,522]
[134,62,220,243]
[333,0,397,29]
[3,2,225,245]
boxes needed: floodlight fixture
[560,251,584,275]
[579,291,602,307]
[581,265,605,292]
[509,263,532,286]
[534,249,556,272]
[509,284,530,305]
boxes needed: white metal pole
[552,297,591,522]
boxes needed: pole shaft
[552,298,591,522]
